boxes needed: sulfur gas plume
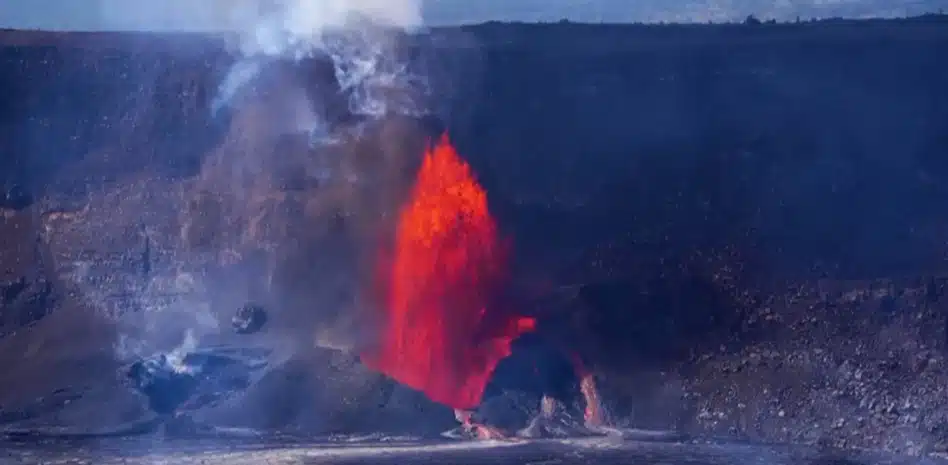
[361,133,537,410]
[213,0,428,124]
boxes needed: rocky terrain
[2,16,948,461]
[594,275,948,457]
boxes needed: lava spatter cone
[361,133,535,411]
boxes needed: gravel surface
[590,276,948,458]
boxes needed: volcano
[361,133,535,411]
[4,18,948,459]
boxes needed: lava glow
[362,133,535,410]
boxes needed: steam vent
[3,10,948,465]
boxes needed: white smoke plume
[213,0,428,122]
[93,0,420,33]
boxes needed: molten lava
[362,133,535,410]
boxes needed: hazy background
[1,0,946,30]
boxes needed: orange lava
[362,133,535,410]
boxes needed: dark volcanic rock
[625,277,948,457]
[232,303,268,335]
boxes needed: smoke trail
[210,59,262,115]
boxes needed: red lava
[361,133,535,410]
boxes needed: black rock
[232,303,268,335]
[479,334,586,432]
[474,390,538,432]
[486,334,583,407]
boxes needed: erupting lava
[362,133,535,410]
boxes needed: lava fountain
[362,133,536,411]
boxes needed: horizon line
[0,10,944,34]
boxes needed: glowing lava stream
[362,133,535,410]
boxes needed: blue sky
[1,0,945,30]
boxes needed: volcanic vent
[361,133,536,411]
